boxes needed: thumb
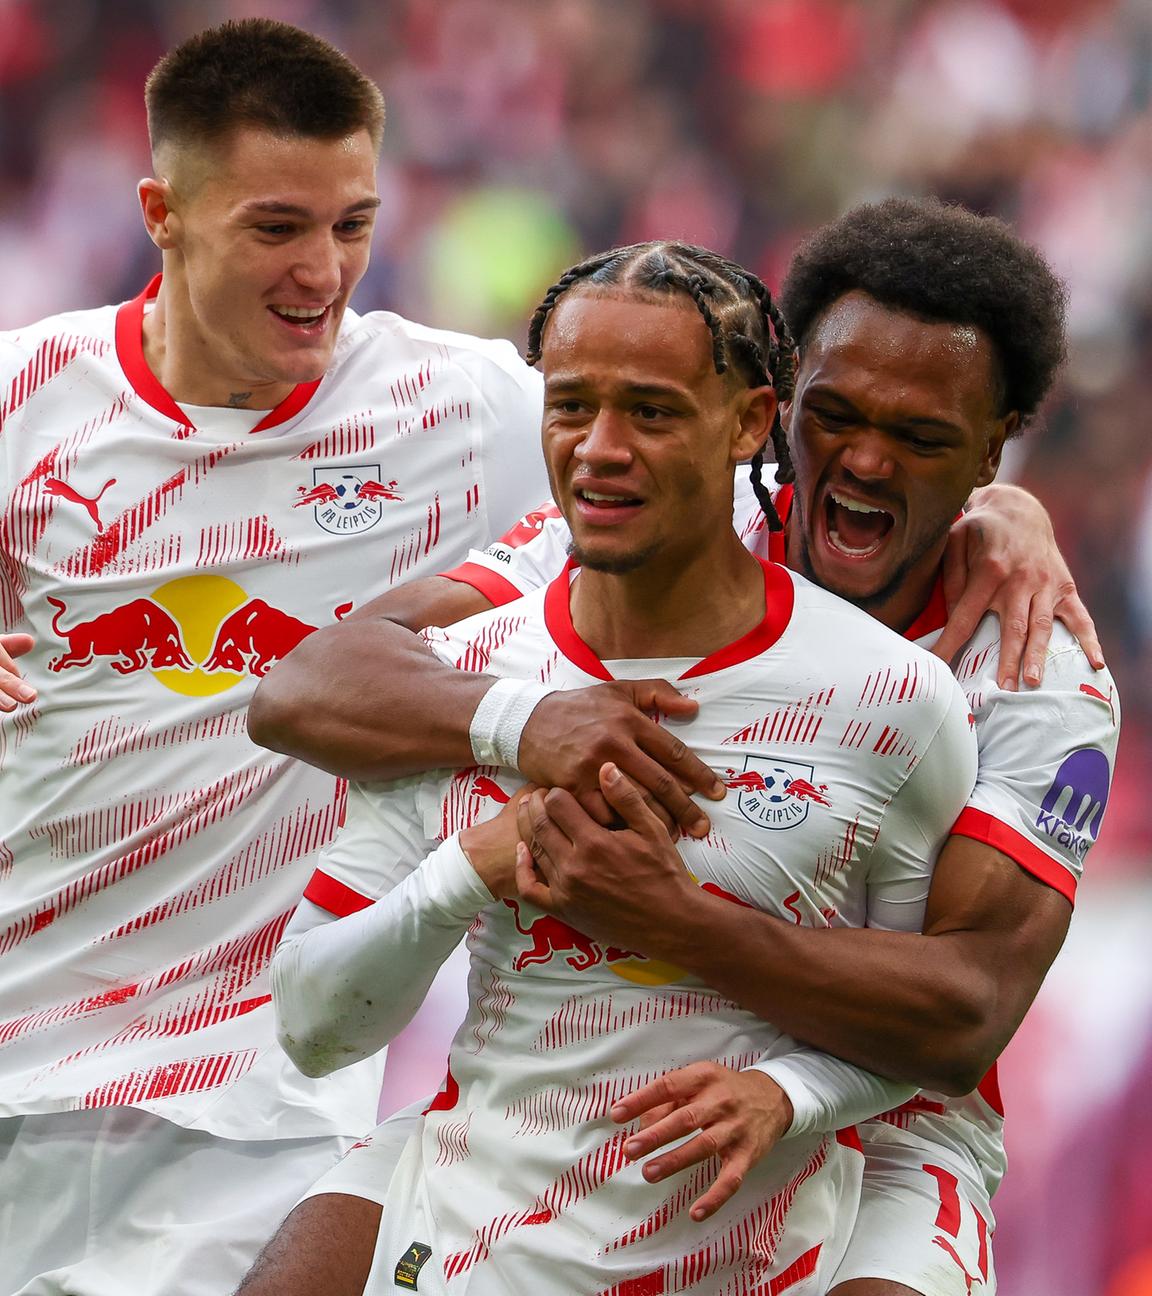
[621,678,699,719]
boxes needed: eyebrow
[237,197,382,218]
[805,384,964,436]
[545,376,690,401]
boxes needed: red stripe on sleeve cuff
[303,869,374,917]
[950,807,1077,906]
[440,562,524,607]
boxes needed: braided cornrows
[526,240,795,531]
[525,245,648,366]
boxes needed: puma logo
[44,477,116,530]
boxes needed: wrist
[636,883,736,969]
[745,1070,795,1140]
[458,822,504,899]
[469,678,555,770]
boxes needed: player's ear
[975,410,1018,487]
[138,176,181,251]
[732,385,776,464]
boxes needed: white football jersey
[442,479,1120,1201]
[0,276,548,1138]
[297,560,976,1293]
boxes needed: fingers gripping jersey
[294,562,976,1292]
[0,279,547,1138]
[451,481,1121,1214]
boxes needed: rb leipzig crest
[294,465,403,535]
[722,756,831,831]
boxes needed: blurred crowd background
[2,0,1149,1291]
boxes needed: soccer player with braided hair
[246,210,1114,1296]
[522,240,797,533]
[265,235,979,1294]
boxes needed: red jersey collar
[771,481,947,641]
[114,275,322,434]
[543,556,796,682]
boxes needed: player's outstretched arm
[937,482,1104,688]
[249,575,723,837]
[517,764,1070,1096]
[0,633,35,710]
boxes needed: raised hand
[934,483,1103,689]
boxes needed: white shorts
[832,1140,996,1295]
[0,1109,349,1296]
[364,1129,864,1296]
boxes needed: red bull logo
[202,599,321,678]
[503,900,641,974]
[44,576,351,697]
[296,466,400,535]
[784,777,831,806]
[294,482,341,508]
[500,884,756,986]
[724,758,831,831]
[354,479,403,502]
[47,596,194,675]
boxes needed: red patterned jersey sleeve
[441,502,570,606]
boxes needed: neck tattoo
[227,391,253,408]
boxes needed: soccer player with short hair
[249,202,1118,1296]
[0,18,553,1293]
[269,240,979,1294]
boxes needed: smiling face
[143,125,380,407]
[539,287,774,578]
[784,291,1016,627]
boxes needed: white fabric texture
[467,676,555,768]
[0,1110,348,1296]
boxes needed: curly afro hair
[779,197,1068,428]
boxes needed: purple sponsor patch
[1036,747,1110,855]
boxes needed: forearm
[272,837,490,1077]
[648,896,996,1094]
[250,617,491,780]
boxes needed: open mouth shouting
[823,488,895,559]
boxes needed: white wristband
[469,678,555,770]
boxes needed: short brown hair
[145,18,385,157]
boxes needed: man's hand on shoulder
[517,682,724,839]
[0,633,35,710]
[935,482,1104,689]
[611,1063,795,1221]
